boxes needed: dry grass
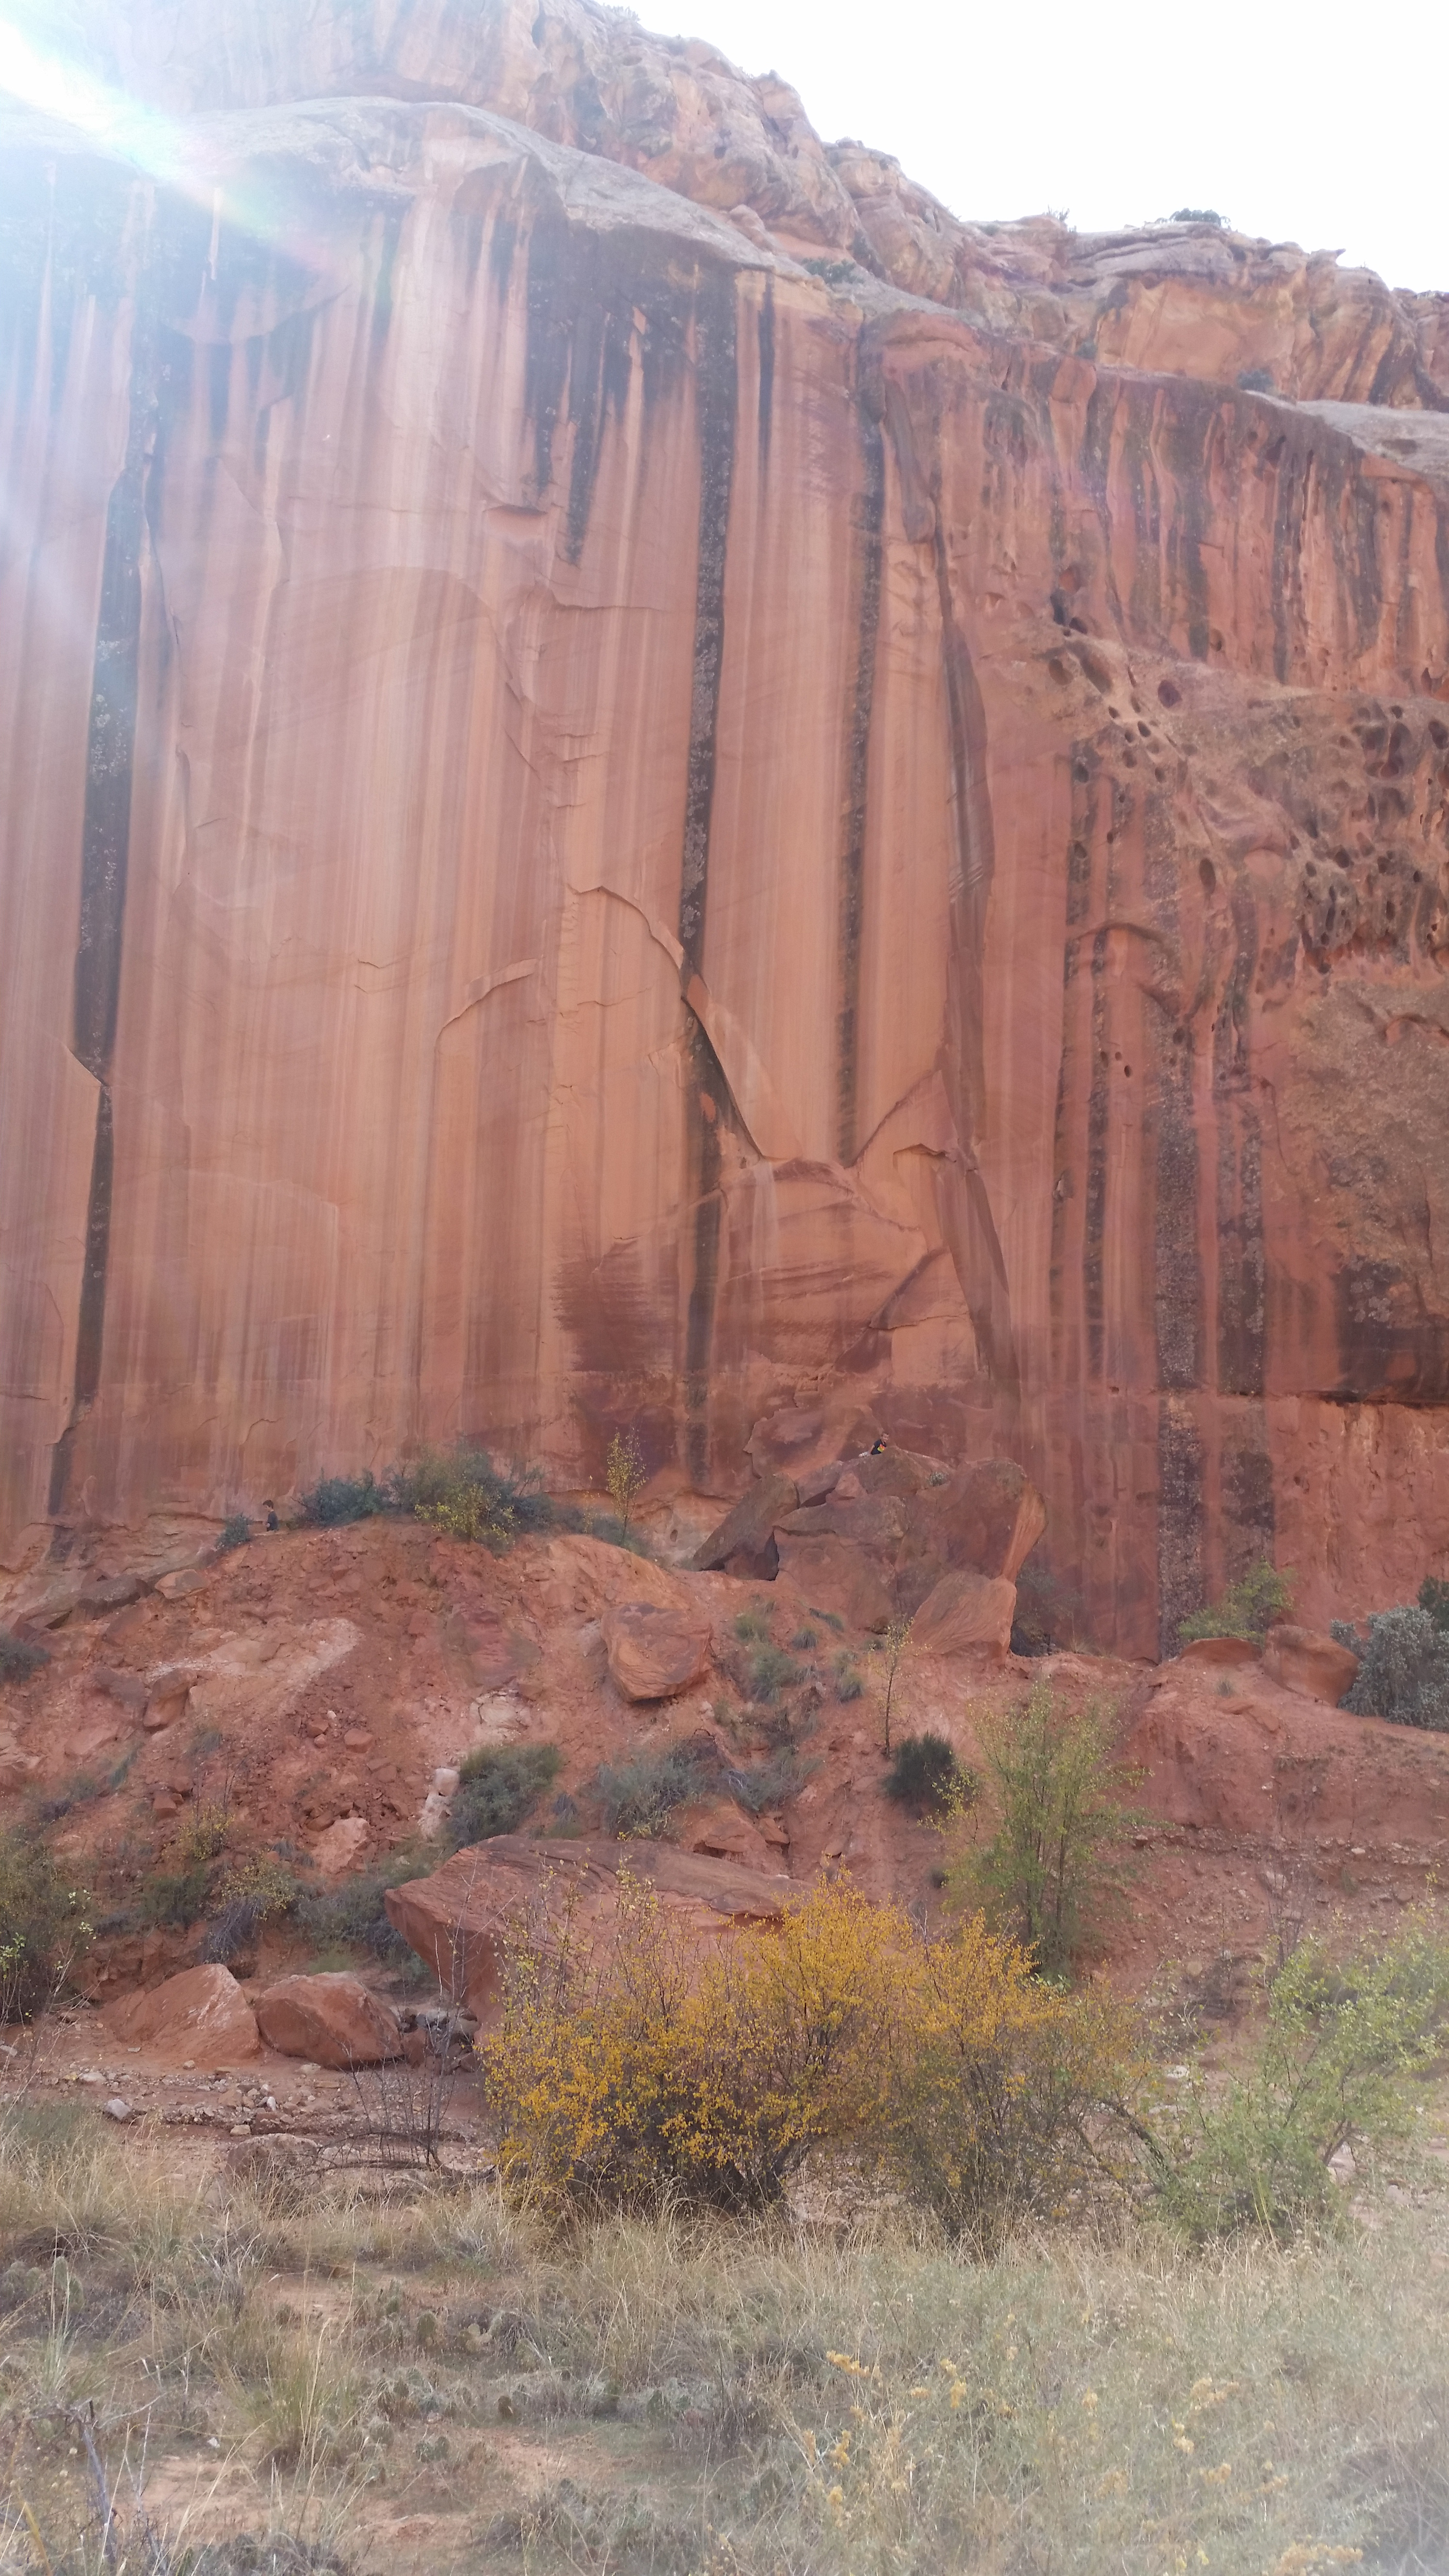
[0,2102,1446,2572]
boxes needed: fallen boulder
[775,1533,894,1631]
[102,1963,259,2068]
[601,1599,712,1701]
[689,1471,798,1577]
[1262,1624,1359,1706]
[254,1971,402,2067]
[384,1835,792,2022]
[911,1568,1016,1657]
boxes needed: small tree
[0,1831,92,2021]
[605,1427,648,1537]
[879,1615,913,1753]
[1331,1604,1449,1729]
[951,1683,1146,1977]
[1178,1559,1291,1646]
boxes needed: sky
[651,0,1449,296]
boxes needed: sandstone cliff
[4,0,1449,1650]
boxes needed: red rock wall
[3,12,1449,1653]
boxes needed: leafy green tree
[950,1684,1146,1976]
[1178,1559,1292,1645]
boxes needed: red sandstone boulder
[384,1836,791,2022]
[775,1533,894,1632]
[1262,1624,1359,1706]
[677,1797,782,1873]
[600,1599,712,1701]
[911,1569,1016,1657]
[689,1471,798,1577]
[254,1972,402,2066]
[893,1460,1047,1610]
[102,1964,259,2068]
[1177,1635,1261,1669]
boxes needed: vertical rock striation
[3,0,1449,1651]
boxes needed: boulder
[311,1814,372,1875]
[1176,1634,1261,1668]
[384,1835,791,2022]
[776,1495,910,1554]
[91,1667,149,1713]
[746,1402,884,1484]
[689,1471,799,1577]
[676,1796,781,1873]
[144,1663,198,1729]
[1262,1624,1360,1706]
[911,1569,1016,1657]
[254,1971,402,2066]
[893,1460,1047,1611]
[774,1533,894,1633]
[102,1964,260,2068]
[601,1599,712,1701]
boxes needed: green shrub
[1420,1574,1449,1632]
[741,1642,800,1705]
[217,1512,252,1554]
[399,1448,553,1551]
[1178,1559,1292,1645]
[885,1732,974,1819]
[732,1607,773,1644]
[448,1744,563,1849]
[724,1751,818,1814]
[833,1651,863,1702]
[298,1470,387,1527]
[0,1629,49,1684]
[296,1852,434,1967]
[595,1746,709,1839]
[0,1831,91,2020]
[198,1849,300,1963]
[950,1683,1146,1977]
[1142,1922,1449,2238]
[1330,1604,1449,1729]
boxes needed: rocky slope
[3,0,1449,1652]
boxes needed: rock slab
[600,1599,712,1701]
[384,1836,791,2022]
[103,1964,260,2068]
[254,1972,402,2066]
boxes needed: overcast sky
[653,0,1449,296]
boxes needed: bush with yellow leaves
[481,1873,1135,2230]
[882,1913,1139,2240]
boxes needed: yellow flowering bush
[882,1914,1140,2241]
[481,1874,1135,2227]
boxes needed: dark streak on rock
[50,232,161,1513]
[1083,928,1109,1379]
[1156,1397,1205,1656]
[676,263,739,1478]
[837,380,883,1163]
[756,274,774,474]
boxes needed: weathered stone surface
[677,1795,781,1873]
[384,1835,791,2021]
[1177,1636,1263,1669]
[911,1570,1016,1657]
[775,1534,895,1633]
[1262,1625,1360,1706]
[254,1972,402,2067]
[2,1,1449,1660]
[102,1964,260,2067]
[601,1600,712,1701]
[91,1668,148,1713]
[690,1473,798,1576]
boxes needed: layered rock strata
[3,0,1449,1651]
